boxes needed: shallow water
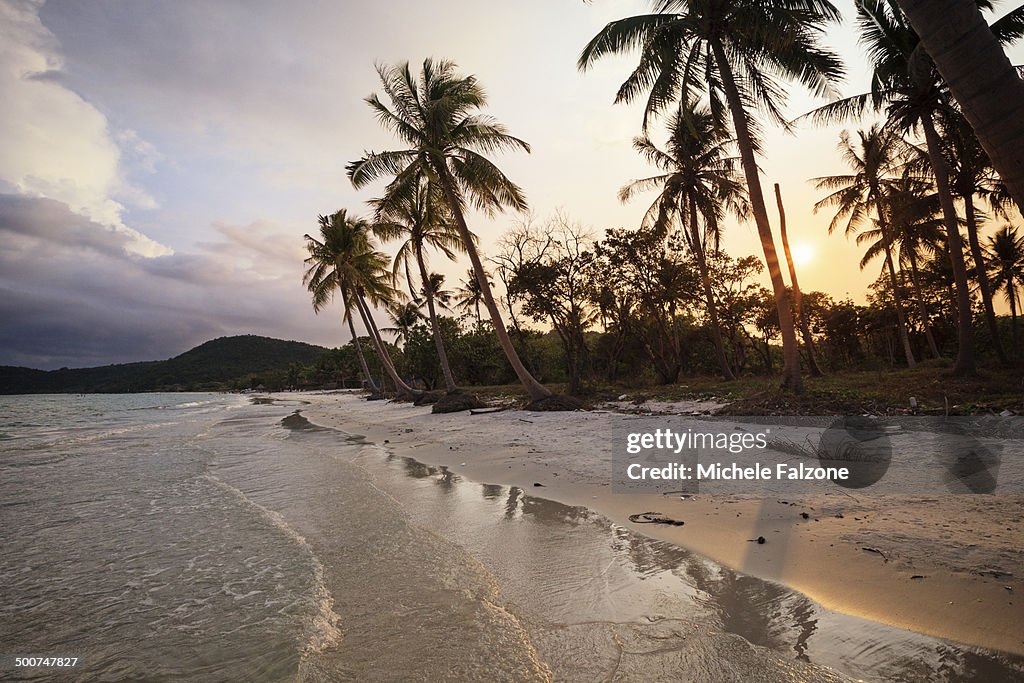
[1,394,1021,681]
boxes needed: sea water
[1,393,1021,682]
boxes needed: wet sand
[299,391,1024,658]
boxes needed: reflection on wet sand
[371,449,1024,683]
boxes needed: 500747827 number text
[3,656,82,669]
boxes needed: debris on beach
[413,392,442,406]
[861,547,889,562]
[628,511,685,526]
[469,406,508,415]
[524,394,584,412]
[431,391,487,414]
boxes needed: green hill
[0,335,329,394]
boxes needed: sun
[792,242,816,267]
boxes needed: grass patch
[458,365,1024,415]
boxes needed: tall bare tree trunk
[922,116,977,375]
[963,193,1008,363]
[414,247,458,392]
[774,184,823,377]
[712,39,802,392]
[435,166,553,400]
[897,0,1024,214]
[344,304,381,395]
[688,197,736,380]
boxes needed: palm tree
[618,102,746,380]
[382,301,423,347]
[303,209,420,399]
[420,273,454,313]
[871,175,946,358]
[813,126,919,368]
[809,1,1024,374]
[987,225,1024,348]
[302,211,381,397]
[896,0,1024,212]
[455,268,486,324]
[940,110,1008,363]
[348,60,553,401]
[579,0,846,392]
[373,174,463,392]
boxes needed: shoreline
[296,390,1024,657]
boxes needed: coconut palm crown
[347,59,554,401]
[579,0,846,392]
[618,102,747,379]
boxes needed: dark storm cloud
[0,194,340,369]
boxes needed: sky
[1,0,1021,369]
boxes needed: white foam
[200,472,343,659]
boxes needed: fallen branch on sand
[861,546,889,562]
[468,406,509,415]
[628,511,685,526]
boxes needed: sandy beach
[301,390,1024,657]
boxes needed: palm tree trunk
[414,246,458,392]
[922,116,977,375]
[908,251,943,359]
[774,184,823,377]
[897,0,1024,214]
[354,292,420,397]
[872,194,917,368]
[1010,280,1019,348]
[688,197,735,380]
[404,260,418,302]
[964,193,1008,363]
[345,306,381,395]
[711,39,802,392]
[434,165,553,400]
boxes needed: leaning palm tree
[579,0,846,392]
[987,225,1024,348]
[808,0,1024,374]
[303,212,381,397]
[373,174,463,392]
[304,209,420,399]
[618,102,746,380]
[897,0,1024,212]
[813,126,919,368]
[940,110,1009,363]
[348,59,554,401]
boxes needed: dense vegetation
[300,1,1024,414]
[0,336,328,394]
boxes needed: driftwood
[861,546,889,562]
[469,406,509,416]
[628,511,685,526]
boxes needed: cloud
[0,0,169,256]
[0,193,341,369]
